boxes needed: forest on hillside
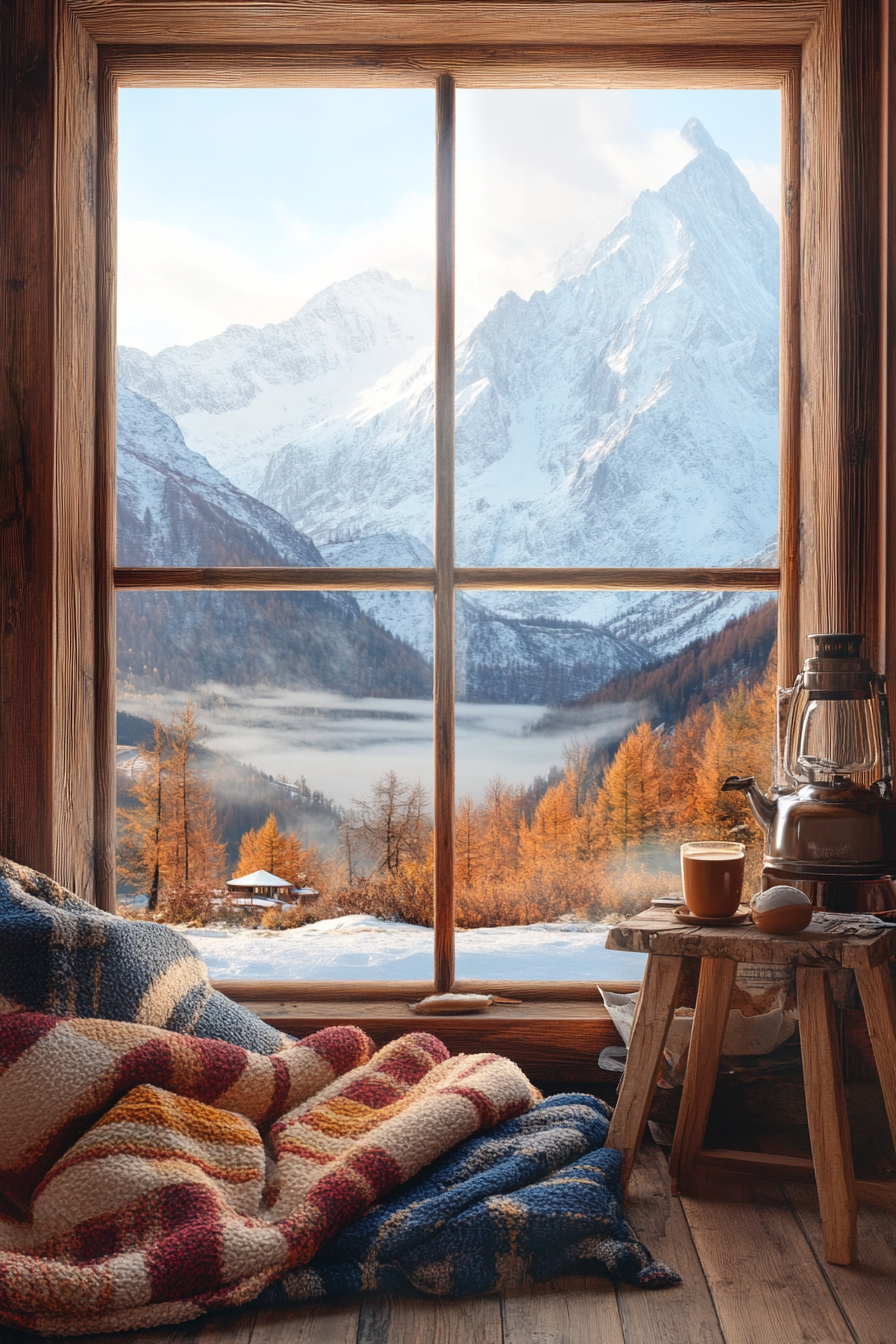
[566,600,777,725]
[117,620,776,928]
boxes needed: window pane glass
[116,590,435,981]
[454,89,780,571]
[453,589,778,981]
[116,89,435,567]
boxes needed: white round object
[750,885,811,912]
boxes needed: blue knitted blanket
[262,1093,679,1301]
[0,857,290,1052]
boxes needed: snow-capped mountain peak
[116,121,779,691]
[118,269,434,494]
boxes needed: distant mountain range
[117,119,778,703]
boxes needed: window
[1,4,888,1036]
[113,74,783,991]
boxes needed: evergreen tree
[117,702,225,897]
[479,776,523,879]
[162,703,226,885]
[455,795,482,887]
[662,703,712,835]
[518,780,575,868]
[117,719,167,909]
[595,720,662,858]
[237,812,310,884]
[562,740,592,816]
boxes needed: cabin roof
[227,870,291,888]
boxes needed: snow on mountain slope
[117,385,327,567]
[115,120,779,692]
[319,532,645,700]
[116,395,643,701]
[115,388,434,698]
[319,533,434,655]
[257,120,778,637]
[118,271,434,494]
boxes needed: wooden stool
[604,908,896,1265]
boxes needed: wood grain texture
[212,977,641,1002]
[679,1173,855,1344]
[777,61,801,689]
[853,961,896,1152]
[358,1293,502,1344]
[114,565,437,590]
[798,0,839,652]
[606,953,686,1188]
[244,998,616,1021]
[882,0,896,734]
[455,567,779,591]
[250,1303,360,1344]
[697,1149,896,1209]
[796,965,857,1264]
[248,998,624,1077]
[669,958,738,1196]
[605,905,896,969]
[194,1311,256,1344]
[93,58,117,911]
[799,0,884,653]
[0,0,57,878]
[112,565,780,592]
[837,0,883,656]
[618,1140,724,1344]
[68,2,827,47]
[54,3,99,900]
[784,1181,896,1344]
[433,73,455,994]
[0,3,104,901]
[502,1277,624,1344]
[101,43,798,89]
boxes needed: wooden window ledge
[215,980,636,1080]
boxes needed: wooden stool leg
[669,957,737,1196]
[854,962,896,1149]
[796,966,857,1265]
[606,953,685,1191]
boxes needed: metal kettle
[722,635,896,902]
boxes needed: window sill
[215,979,636,1080]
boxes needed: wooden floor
[8,1133,894,1344]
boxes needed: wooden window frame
[1,1,891,1067]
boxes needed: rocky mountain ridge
[116,119,779,700]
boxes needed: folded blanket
[0,1010,536,1335]
[0,857,289,1052]
[264,1093,678,1301]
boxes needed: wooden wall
[799,0,884,660]
[0,1,101,901]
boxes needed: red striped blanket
[0,1012,536,1335]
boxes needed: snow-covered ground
[185,913,647,982]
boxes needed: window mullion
[433,72,456,993]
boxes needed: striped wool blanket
[0,858,289,1052]
[0,1010,536,1335]
[266,1093,679,1301]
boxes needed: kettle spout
[721,775,777,830]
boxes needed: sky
[118,87,780,354]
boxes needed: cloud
[455,93,701,328]
[118,192,435,352]
[735,157,781,221]
[118,92,780,353]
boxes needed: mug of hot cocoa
[680,840,745,918]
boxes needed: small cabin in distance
[226,870,318,907]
